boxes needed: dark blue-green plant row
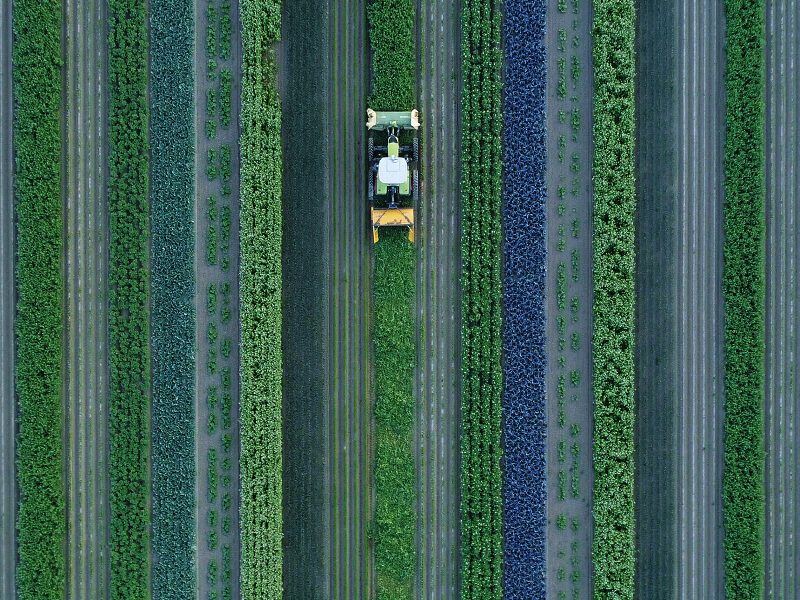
[150,0,196,597]
[500,0,547,597]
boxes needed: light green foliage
[723,0,765,597]
[591,0,636,596]
[368,0,414,111]
[239,1,283,598]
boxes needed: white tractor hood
[377,155,408,186]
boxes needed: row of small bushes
[591,0,636,597]
[499,0,547,596]
[367,2,417,598]
[150,0,196,597]
[13,2,65,599]
[107,0,152,597]
[460,0,504,599]
[722,0,765,597]
[239,1,284,599]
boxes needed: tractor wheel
[368,168,374,203]
[413,135,419,163]
[368,135,373,162]
[413,168,419,205]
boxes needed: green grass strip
[591,0,636,597]
[723,0,765,597]
[460,0,503,597]
[150,0,196,596]
[367,1,417,597]
[240,1,283,598]
[13,1,65,598]
[108,0,151,597]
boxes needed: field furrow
[330,0,369,597]
[64,0,109,597]
[0,0,14,591]
[635,0,726,596]
[416,0,460,598]
[764,0,800,596]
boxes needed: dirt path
[329,0,370,597]
[63,0,110,596]
[415,0,460,597]
[635,0,726,597]
[0,0,15,591]
[764,0,800,596]
[544,2,594,596]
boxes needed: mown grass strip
[13,1,64,598]
[367,1,417,597]
[239,1,283,598]
[591,0,636,597]
[108,0,151,597]
[722,0,765,597]
[150,0,196,596]
[460,0,504,597]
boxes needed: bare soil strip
[64,0,110,597]
[545,2,594,595]
[330,0,370,597]
[0,0,15,592]
[635,0,726,596]
[764,0,800,596]
[416,0,460,597]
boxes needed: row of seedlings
[13,1,65,598]
[239,0,284,597]
[551,4,589,597]
[203,0,237,597]
[500,0,547,597]
[367,1,419,597]
[150,0,196,595]
[461,0,504,597]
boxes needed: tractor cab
[367,108,420,243]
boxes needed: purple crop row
[501,0,547,598]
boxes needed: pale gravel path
[416,0,460,598]
[635,0,726,597]
[0,0,15,591]
[329,0,370,596]
[64,0,110,598]
[764,0,800,596]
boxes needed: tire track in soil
[0,0,15,591]
[64,0,110,597]
[764,0,800,596]
[416,0,460,598]
[635,0,725,597]
[330,0,369,597]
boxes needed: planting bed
[634,0,727,597]
[64,0,111,596]
[415,0,461,597]
[764,0,800,595]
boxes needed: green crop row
[460,0,503,598]
[13,1,64,598]
[591,0,636,597]
[239,1,283,599]
[367,1,418,597]
[150,0,196,597]
[107,0,151,597]
[722,0,765,597]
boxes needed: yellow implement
[371,207,414,243]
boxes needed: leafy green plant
[220,69,232,127]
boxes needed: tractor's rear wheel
[368,135,373,162]
[413,135,419,163]
[368,168,374,204]
[413,168,419,205]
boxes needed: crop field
[2,0,799,600]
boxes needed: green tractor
[367,108,419,243]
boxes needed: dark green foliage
[240,1,283,598]
[150,0,196,596]
[373,230,416,599]
[13,1,64,598]
[219,1,232,59]
[591,0,636,597]
[107,0,151,596]
[220,70,232,127]
[723,0,765,597]
[367,0,414,111]
[461,0,503,597]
